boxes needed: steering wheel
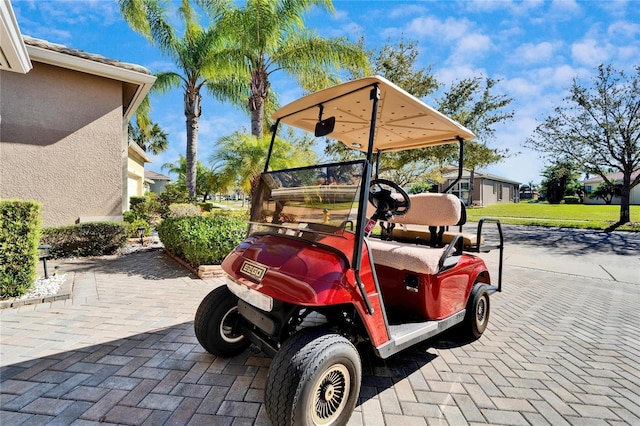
[369,179,411,219]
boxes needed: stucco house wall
[479,179,517,205]
[127,141,152,207]
[583,170,640,205]
[440,168,520,206]
[1,62,125,226]
[145,170,172,194]
[0,29,154,227]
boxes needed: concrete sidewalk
[471,225,640,284]
[1,227,639,425]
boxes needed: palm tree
[119,0,244,197]
[220,0,370,137]
[162,155,220,201]
[128,94,169,155]
[211,131,297,198]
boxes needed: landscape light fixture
[137,226,145,246]
[38,244,51,279]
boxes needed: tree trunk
[467,169,475,206]
[619,172,631,223]
[249,69,268,138]
[185,87,202,198]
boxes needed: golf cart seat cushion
[391,229,480,247]
[366,238,446,275]
[389,193,461,226]
[385,193,482,247]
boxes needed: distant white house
[145,170,172,194]
[583,170,640,205]
[440,168,520,206]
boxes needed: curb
[161,249,225,279]
[0,272,74,310]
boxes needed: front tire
[265,328,361,426]
[194,286,249,357]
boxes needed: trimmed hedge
[41,222,128,258]
[157,215,247,267]
[563,196,581,204]
[0,200,42,298]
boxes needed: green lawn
[466,202,640,231]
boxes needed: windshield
[249,160,366,237]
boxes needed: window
[448,179,470,204]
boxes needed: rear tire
[265,328,361,426]
[462,283,490,339]
[194,286,249,357]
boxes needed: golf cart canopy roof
[272,75,476,152]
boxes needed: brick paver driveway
[1,236,639,425]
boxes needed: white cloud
[513,41,560,65]
[596,0,630,18]
[435,65,487,87]
[453,33,492,58]
[387,4,427,19]
[549,0,581,15]
[464,0,544,16]
[405,16,471,41]
[571,38,611,67]
[607,19,640,39]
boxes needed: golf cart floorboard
[378,309,466,358]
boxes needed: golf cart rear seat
[389,193,482,249]
[367,193,469,275]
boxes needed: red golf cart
[195,76,504,425]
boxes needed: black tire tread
[193,286,249,357]
[265,328,360,426]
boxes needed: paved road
[1,226,639,425]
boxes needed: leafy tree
[438,77,513,205]
[220,0,370,137]
[211,131,295,198]
[162,155,218,201]
[526,64,640,224]
[539,160,582,204]
[589,181,622,205]
[326,39,513,196]
[326,38,443,184]
[128,119,169,155]
[119,0,243,197]
[408,182,436,194]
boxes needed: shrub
[41,222,128,258]
[129,196,147,211]
[126,218,152,238]
[0,200,42,298]
[157,214,247,267]
[198,202,218,212]
[563,196,581,204]
[158,184,193,218]
[122,210,152,237]
[169,203,202,218]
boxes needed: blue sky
[11,0,640,186]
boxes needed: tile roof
[23,35,151,75]
[583,169,640,184]
[145,170,172,181]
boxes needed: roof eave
[128,141,153,163]
[0,0,32,73]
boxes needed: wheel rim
[311,363,350,425]
[220,307,243,344]
[475,294,488,328]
